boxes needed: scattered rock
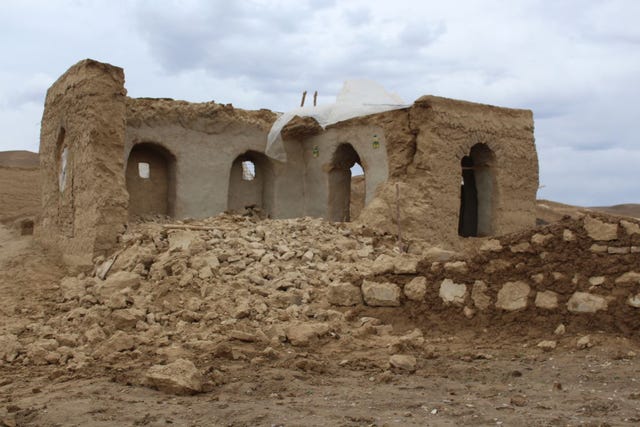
[361,280,401,307]
[285,323,329,346]
[531,233,552,246]
[554,324,566,335]
[576,335,592,350]
[403,277,427,302]
[145,359,204,395]
[479,239,502,252]
[496,281,530,311]
[389,354,417,372]
[537,340,557,352]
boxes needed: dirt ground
[2,223,640,427]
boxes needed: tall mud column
[38,59,128,266]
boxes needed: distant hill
[0,150,39,169]
[590,204,640,219]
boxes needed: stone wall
[38,59,128,264]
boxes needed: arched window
[228,151,273,215]
[458,143,495,237]
[126,143,176,217]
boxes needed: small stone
[510,242,531,253]
[535,291,559,310]
[423,247,458,262]
[531,273,545,284]
[589,244,607,253]
[471,280,491,310]
[394,256,419,274]
[496,281,530,311]
[620,220,640,236]
[327,282,362,306]
[608,246,630,254]
[389,354,417,372]
[480,239,502,252]
[463,306,475,319]
[145,359,204,395]
[588,276,605,286]
[443,261,468,274]
[554,324,566,335]
[362,280,401,307]
[576,335,592,350]
[439,279,466,305]
[531,233,552,246]
[229,330,256,342]
[404,277,427,302]
[615,271,640,284]
[510,395,528,407]
[94,331,135,356]
[626,293,640,308]
[567,292,608,313]
[563,229,575,241]
[285,322,329,346]
[371,254,395,275]
[537,340,557,351]
[583,216,618,241]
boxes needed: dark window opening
[458,144,495,237]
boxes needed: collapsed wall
[38,59,128,263]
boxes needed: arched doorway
[328,143,364,222]
[458,143,495,237]
[126,143,176,217]
[227,151,273,215]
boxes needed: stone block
[404,277,427,302]
[362,280,401,307]
[584,216,618,241]
[567,292,608,313]
[471,280,491,310]
[439,279,466,305]
[535,291,559,310]
[327,282,362,306]
[496,281,530,311]
[145,359,204,395]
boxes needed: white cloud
[0,0,638,205]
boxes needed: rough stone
[554,324,566,335]
[394,256,419,274]
[95,331,135,356]
[389,354,417,372]
[371,254,395,275]
[535,291,559,310]
[479,239,502,252]
[576,335,592,350]
[626,293,640,308]
[563,229,575,241]
[285,322,329,346]
[531,273,545,284]
[97,271,141,298]
[588,276,606,286]
[620,220,640,236]
[510,242,531,253]
[0,334,22,362]
[327,282,362,306]
[361,280,401,307]
[60,277,86,300]
[145,359,204,395]
[608,246,630,254]
[531,233,552,246]
[443,261,468,274]
[439,279,467,305]
[471,280,491,310]
[584,216,618,241]
[567,292,608,313]
[615,271,640,284]
[423,247,458,262]
[495,281,530,311]
[537,340,557,351]
[589,244,607,253]
[404,277,427,302]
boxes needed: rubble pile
[0,212,638,395]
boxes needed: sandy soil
[2,223,640,427]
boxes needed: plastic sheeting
[265,79,409,161]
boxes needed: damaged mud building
[38,59,538,262]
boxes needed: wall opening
[329,143,364,222]
[228,151,273,215]
[458,143,495,237]
[126,143,176,218]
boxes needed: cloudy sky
[1,0,638,206]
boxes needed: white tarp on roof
[266,79,409,161]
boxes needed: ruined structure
[38,59,538,262]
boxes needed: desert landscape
[1,150,640,426]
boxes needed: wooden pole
[313,91,318,106]
[300,91,307,107]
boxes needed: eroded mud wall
[38,59,128,263]
[359,96,538,249]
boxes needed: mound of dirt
[0,150,38,168]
